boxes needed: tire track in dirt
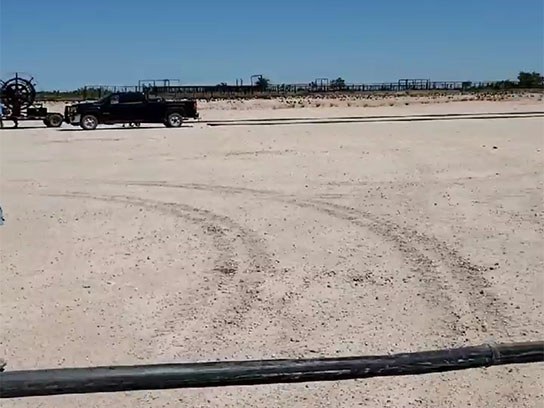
[328,174,544,234]
[306,200,511,336]
[43,192,277,352]
[121,181,512,337]
[314,199,535,408]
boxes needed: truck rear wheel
[165,112,183,128]
[45,113,63,128]
[81,115,98,130]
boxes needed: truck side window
[120,93,144,104]
[110,95,120,104]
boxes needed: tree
[329,77,346,90]
[255,77,270,91]
[517,71,543,88]
[461,81,472,90]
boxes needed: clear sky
[1,0,542,90]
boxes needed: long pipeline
[1,341,542,398]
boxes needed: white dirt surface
[1,100,543,407]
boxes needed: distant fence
[36,79,537,102]
[82,80,484,100]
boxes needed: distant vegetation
[329,77,346,91]
[254,77,270,91]
[36,87,103,101]
[517,72,543,88]
[34,71,543,101]
[475,71,543,91]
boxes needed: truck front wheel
[165,112,183,128]
[81,115,98,130]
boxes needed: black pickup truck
[64,92,199,130]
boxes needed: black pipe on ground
[206,112,544,127]
[1,341,542,398]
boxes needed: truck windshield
[97,95,110,104]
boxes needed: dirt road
[1,101,542,407]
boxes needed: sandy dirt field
[1,100,543,407]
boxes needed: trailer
[0,73,63,128]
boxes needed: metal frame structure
[0,73,63,128]
[398,78,431,90]
[138,79,181,88]
[77,80,475,101]
[250,74,263,86]
[58,78,524,103]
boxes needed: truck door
[143,97,165,122]
[118,92,146,122]
[98,94,120,123]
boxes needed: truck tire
[165,112,183,128]
[81,114,98,130]
[45,113,63,128]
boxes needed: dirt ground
[0,100,543,407]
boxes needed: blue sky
[1,0,542,90]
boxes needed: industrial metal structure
[0,73,63,128]
[70,78,495,102]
